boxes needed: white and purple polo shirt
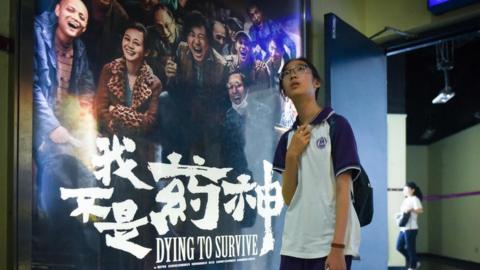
[273,106,362,259]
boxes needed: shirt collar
[291,106,335,129]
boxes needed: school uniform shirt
[273,107,362,259]
[400,196,423,231]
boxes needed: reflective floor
[389,254,480,270]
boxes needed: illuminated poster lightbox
[31,0,307,269]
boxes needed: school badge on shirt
[316,137,328,149]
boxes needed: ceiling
[400,33,480,145]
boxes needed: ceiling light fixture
[432,40,455,104]
[432,69,455,104]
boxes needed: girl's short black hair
[406,182,424,201]
[279,57,323,99]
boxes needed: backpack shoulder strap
[326,113,338,159]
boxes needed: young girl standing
[273,58,362,270]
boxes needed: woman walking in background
[396,182,424,270]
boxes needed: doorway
[383,17,480,270]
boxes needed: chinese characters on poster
[32,0,304,269]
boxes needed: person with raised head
[273,57,362,270]
[396,182,424,270]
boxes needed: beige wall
[407,124,480,263]
[427,124,480,262]
[387,114,407,266]
[365,0,431,37]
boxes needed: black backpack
[327,114,374,227]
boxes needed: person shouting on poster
[225,31,269,89]
[33,0,98,268]
[159,11,229,166]
[33,0,94,158]
[273,58,361,270]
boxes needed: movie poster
[32,0,305,269]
